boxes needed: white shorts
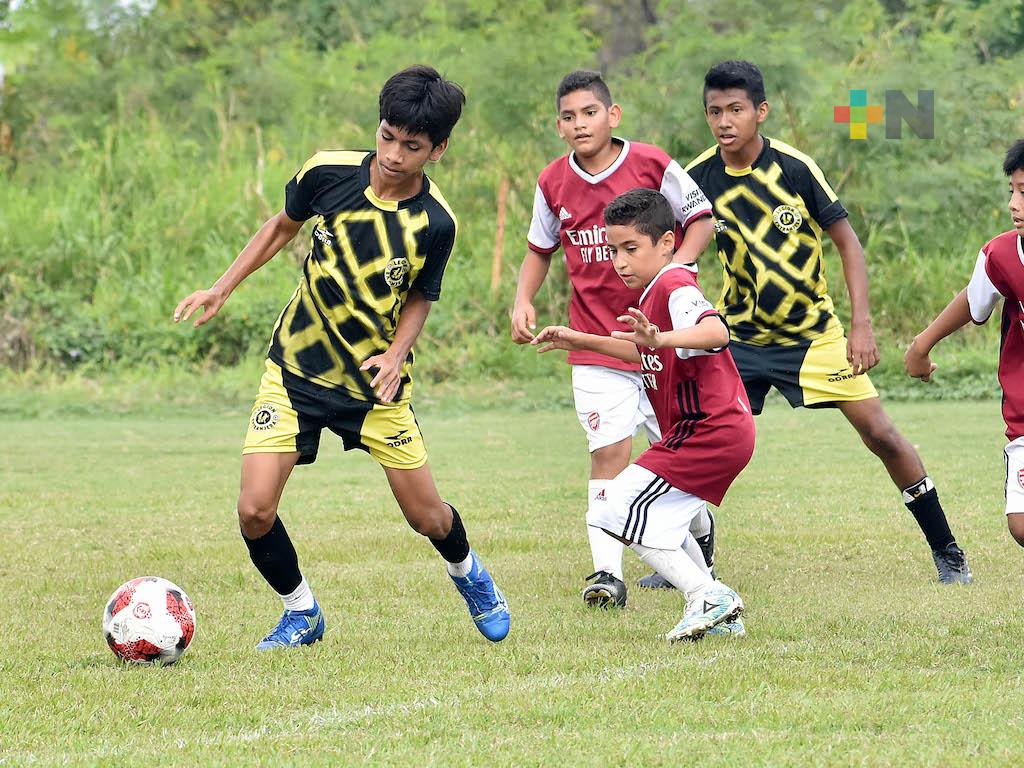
[1005,438,1024,515]
[571,365,660,452]
[587,464,708,550]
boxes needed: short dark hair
[556,70,612,110]
[378,65,466,147]
[1003,139,1024,175]
[703,60,766,107]
[604,188,674,244]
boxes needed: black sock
[902,477,955,550]
[242,516,302,595]
[430,504,471,563]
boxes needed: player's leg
[1005,439,1024,546]
[591,464,744,640]
[239,362,327,649]
[573,366,650,606]
[837,397,970,583]
[382,463,510,642]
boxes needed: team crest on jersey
[384,257,411,288]
[772,204,802,234]
[251,403,280,432]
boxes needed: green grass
[1,396,1021,766]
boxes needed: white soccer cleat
[665,582,743,642]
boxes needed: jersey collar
[568,138,631,184]
[722,135,770,177]
[638,262,697,305]
[360,151,430,211]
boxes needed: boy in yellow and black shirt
[175,65,510,648]
[651,60,970,585]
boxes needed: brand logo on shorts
[587,411,600,431]
[772,204,802,234]
[827,368,857,382]
[594,488,607,501]
[133,602,151,620]
[384,428,414,448]
[384,257,411,289]
[251,404,280,431]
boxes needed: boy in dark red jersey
[905,139,1024,543]
[511,70,715,608]
[533,189,752,641]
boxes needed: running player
[667,60,970,584]
[511,70,716,607]
[533,188,753,640]
[905,139,1024,547]
[173,65,510,648]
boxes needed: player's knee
[236,496,277,530]
[859,420,905,458]
[1007,514,1024,547]
[404,504,450,539]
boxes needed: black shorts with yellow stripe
[243,359,427,469]
[729,330,877,415]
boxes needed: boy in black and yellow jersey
[174,65,510,647]
[645,60,970,586]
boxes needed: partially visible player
[173,65,509,648]
[675,60,970,584]
[905,139,1024,545]
[511,70,716,607]
[533,188,752,640]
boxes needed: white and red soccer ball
[102,577,196,665]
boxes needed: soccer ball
[102,576,196,665]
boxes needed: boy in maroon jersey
[511,70,715,608]
[533,188,752,641]
[905,139,1024,542]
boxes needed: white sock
[630,542,714,602]
[282,576,315,612]
[681,534,711,577]
[689,504,712,539]
[587,480,624,580]
[446,553,473,578]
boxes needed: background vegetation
[2,0,1023,402]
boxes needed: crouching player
[905,139,1024,546]
[533,188,754,640]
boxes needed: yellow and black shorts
[242,359,427,469]
[729,332,878,415]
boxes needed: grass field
[2,395,1022,766]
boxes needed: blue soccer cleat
[449,551,510,642]
[665,582,743,642]
[255,601,325,650]
[703,617,746,638]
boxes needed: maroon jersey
[528,139,712,370]
[967,230,1024,440]
[633,265,755,505]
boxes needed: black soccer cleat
[932,542,973,585]
[582,570,627,608]
[638,571,675,590]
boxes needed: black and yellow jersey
[269,150,457,402]
[686,137,847,346]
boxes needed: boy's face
[704,88,768,155]
[375,120,446,181]
[556,89,621,159]
[607,223,675,290]
[1010,169,1024,235]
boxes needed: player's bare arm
[174,210,304,327]
[532,325,641,364]
[828,218,880,375]
[612,307,729,350]
[360,289,432,403]
[511,250,554,343]
[904,288,973,382]
[671,215,714,264]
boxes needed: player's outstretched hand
[511,301,537,344]
[532,325,582,353]
[360,351,403,403]
[903,337,938,382]
[174,288,227,328]
[847,321,880,375]
[612,308,660,348]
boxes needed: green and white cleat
[665,582,743,642]
[703,617,746,638]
